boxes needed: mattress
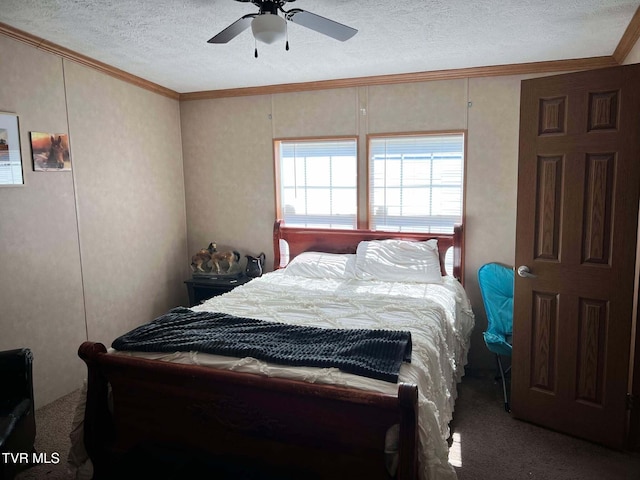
[111,270,474,480]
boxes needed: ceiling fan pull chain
[285,20,289,51]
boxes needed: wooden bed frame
[79,220,465,480]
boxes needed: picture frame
[31,132,72,172]
[0,112,24,186]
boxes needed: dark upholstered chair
[0,348,36,480]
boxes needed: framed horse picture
[30,132,71,172]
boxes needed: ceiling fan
[208,0,357,56]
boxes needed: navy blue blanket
[112,307,412,383]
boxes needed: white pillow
[284,252,357,279]
[355,239,442,283]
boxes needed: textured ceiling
[0,0,638,94]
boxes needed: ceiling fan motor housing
[256,1,281,15]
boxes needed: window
[274,132,465,233]
[275,138,357,229]
[368,133,464,233]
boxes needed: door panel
[512,64,640,449]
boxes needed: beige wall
[180,95,276,259]
[0,35,188,407]
[465,75,524,366]
[624,36,640,64]
[181,76,530,369]
[5,33,638,406]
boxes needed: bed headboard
[272,219,464,284]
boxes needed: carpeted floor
[452,370,640,480]
[14,389,81,480]
[11,370,640,480]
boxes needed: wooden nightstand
[184,274,252,307]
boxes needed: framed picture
[0,112,24,185]
[31,132,71,172]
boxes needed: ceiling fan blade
[207,14,256,44]
[285,9,357,42]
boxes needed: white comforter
[115,271,474,480]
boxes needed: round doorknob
[517,265,537,278]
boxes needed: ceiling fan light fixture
[251,13,286,44]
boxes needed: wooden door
[512,63,640,449]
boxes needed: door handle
[517,265,537,278]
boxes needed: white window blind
[277,139,357,229]
[369,133,464,233]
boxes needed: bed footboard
[78,341,418,479]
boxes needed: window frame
[366,130,467,233]
[273,130,467,232]
[273,135,360,230]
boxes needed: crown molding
[613,5,640,64]
[0,19,629,103]
[0,22,180,100]
[179,56,618,101]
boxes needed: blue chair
[478,263,514,412]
